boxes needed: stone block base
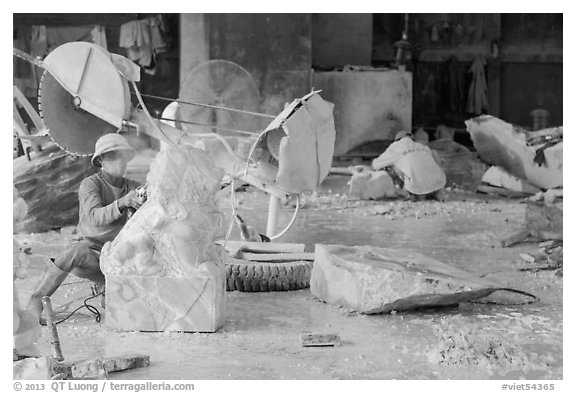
[349,170,396,200]
[105,271,224,332]
[311,244,496,314]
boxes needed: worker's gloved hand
[117,190,144,211]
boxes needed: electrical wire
[131,92,276,119]
[41,291,103,326]
[468,288,540,306]
[156,116,259,136]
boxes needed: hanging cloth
[119,19,153,67]
[30,26,48,58]
[91,25,107,50]
[466,56,489,115]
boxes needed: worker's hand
[118,190,143,211]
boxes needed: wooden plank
[300,333,341,347]
[218,240,306,256]
[238,252,315,262]
[52,354,150,379]
[103,354,150,373]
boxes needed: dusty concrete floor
[14,174,562,379]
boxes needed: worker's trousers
[53,239,105,285]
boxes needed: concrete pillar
[180,14,209,87]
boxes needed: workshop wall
[13,13,180,123]
[385,13,563,143]
[311,14,373,68]
[206,13,312,127]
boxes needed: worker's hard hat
[91,133,135,167]
[394,130,413,141]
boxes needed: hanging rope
[131,80,177,146]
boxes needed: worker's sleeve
[78,178,123,227]
[372,144,402,170]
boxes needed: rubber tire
[225,258,313,292]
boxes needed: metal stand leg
[266,194,281,239]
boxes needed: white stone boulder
[311,244,497,314]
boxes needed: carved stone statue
[101,145,227,332]
[13,187,41,357]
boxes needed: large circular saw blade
[38,71,116,156]
[39,42,133,156]
[179,60,263,135]
[39,70,116,156]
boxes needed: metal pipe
[156,117,259,136]
[266,194,281,238]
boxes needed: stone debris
[348,167,397,200]
[428,318,530,374]
[518,241,563,275]
[481,166,541,194]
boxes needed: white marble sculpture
[13,186,41,357]
[101,145,228,332]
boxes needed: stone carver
[100,144,227,332]
[27,133,143,322]
[372,130,446,200]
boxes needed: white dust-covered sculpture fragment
[101,145,227,332]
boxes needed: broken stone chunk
[101,145,227,332]
[349,169,396,200]
[311,244,497,314]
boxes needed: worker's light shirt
[372,138,446,195]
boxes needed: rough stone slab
[429,139,487,192]
[466,115,562,189]
[311,244,497,314]
[13,144,97,233]
[349,170,396,200]
[53,354,150,379]
[13,357,50,380]
[525,201,563,235]
[482,166,541,194]
[105,272,224,332]
[71,359,108,379]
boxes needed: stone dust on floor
[13,176,562,380]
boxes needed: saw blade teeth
[46,130,89,157]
